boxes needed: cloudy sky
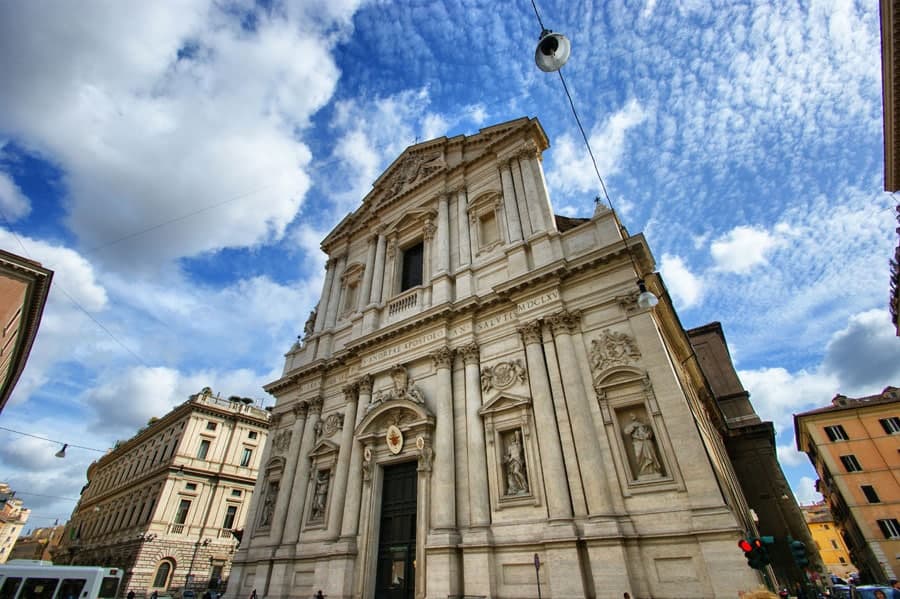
[0,0,897,529]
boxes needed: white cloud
[710,225,785,274]
[659,253,704,309]
[822,309,900,391]
[0,2,355,272]
[794,476,822,505]
[0,171,30,221]
[547,99,649,196]
[739,366,839,436]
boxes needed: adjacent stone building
[801,502,856,580]
[9,524,66,562]
[0,483,31,564]
[229,117,762,598]
[688,323,825,588]
[57,389,270,595]
[795,387,900,583]
[0,249,53,413]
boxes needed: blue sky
[0,0,897,528]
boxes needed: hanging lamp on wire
[531,1,658,309]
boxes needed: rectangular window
[861,485,880,503]
[877,518,900,539]
[240,448,252,467]
[222,505,237,530]
[197,440,210,459]
[185,483,197,491]
[838,556,846,564]
[479,211,499,247]
[248,431,258,440]
[879,416,900,434]
[230,489,242,497]
[341,281,359,316]
[174,499,191,525]
[824,424,849,441]
[839,454,862,472]
[830,539,839,549]
[399,242,423,291]
[206,421,217,431]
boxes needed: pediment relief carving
[479,392,532,416]
[380,150,446,199]
[356,400,434,438]
[264,456,286,476]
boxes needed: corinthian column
[519,321,573,521]
[461,343,490,527]
[430,347,456,530]
[340,375,373,539]
[324,255,346,328]
[436,194,450,276]
[327,384,359,537]
[360,234,377,310]
[281,396,323,545]
[456,187,471,267]
[547,311,612,515]
[269,402,308,543]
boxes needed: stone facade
[229,118,761,598]
[0,483,31,563]
[57,389,270,596]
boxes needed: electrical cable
[0,425,106,453]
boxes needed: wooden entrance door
[374,461,417,599]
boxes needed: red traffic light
[738,539,753,552]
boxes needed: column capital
[548,310,581,335]
[430,346,454,370]
[357,374,373,394]
[517,320,543,345]
[342,384,358,403]
[423,220,436,241]
[459,343,480,366]
[309,396,324,415]
[293,401,310,418]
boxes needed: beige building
[0,483,31,564]
[0,249,53,413]
[9,524,66,562]
[795,387,900,583]
[229,118,762,599]
[57,388,270,595]
[801,502,856,580]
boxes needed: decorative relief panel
[322,413,345,438]
[257,479,278,529]
[367,365,425,411]
[384,151,445,197]
[271,428,292,453]
[590,329,641,372]
[480,359,527,393]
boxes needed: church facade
[227,118,761,598]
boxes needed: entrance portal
[374,461,417,599]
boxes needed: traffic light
[738,537,771,570]
[790,538,809,568]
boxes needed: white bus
[0,560,122,599]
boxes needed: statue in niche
[623,414,662,478]
[310,470,330,521]
[502,430,529,496]
[259,480,278,527]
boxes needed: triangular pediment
[479,392,531,416]
[309,438,339,459]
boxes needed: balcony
[387,287,420,318]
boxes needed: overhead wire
[0,425,106,453]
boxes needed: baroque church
[227,117,762,598]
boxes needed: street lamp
[185,538,211,590]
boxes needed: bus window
[0,576,22,599]
[59,578,87,599]
[98,577,120,599]
[20,577,58,599]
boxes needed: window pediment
[308,439,340,460]
[479,392,531,417]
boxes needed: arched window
[153,560,175,588]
